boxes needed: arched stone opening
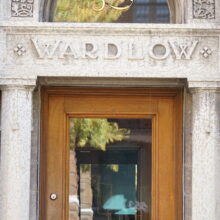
[40,0,184,23]
[167,0,184,23]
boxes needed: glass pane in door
[69,118,152,220]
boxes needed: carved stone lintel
[11,0,34,17]
[193,0,215,19]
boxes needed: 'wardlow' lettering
[31,39,199,61]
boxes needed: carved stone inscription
[30,39,200,61]
[11,0,34,17]
[193,0,215,19]
[7,35,219,77]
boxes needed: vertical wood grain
[41,88,183,220]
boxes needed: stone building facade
[0,0,220,220]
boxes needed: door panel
[40,88,183,220]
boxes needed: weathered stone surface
[0,24,219,84]
[186,0,220,23]
[0,1,220,220]
[0,86,34,220]
[11,0,34,18]
[191,88,220,220]
[193,0,215,19]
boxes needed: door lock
[50,193,57,200]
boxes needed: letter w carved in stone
[169,41,198,60]
[31,39,60,59]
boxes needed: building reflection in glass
[69,118,152,220]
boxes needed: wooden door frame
[40,87,183,220]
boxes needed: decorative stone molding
[2,25,220,83]
[5,31,219,80]
[200,46,212,58]
[11,0,34,17]
[14,44,26,56]
[193,0,215,19]
[0,78,37,86]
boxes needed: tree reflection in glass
[54,0,130,22]
[52,0,170,23]
[69,118,152,220]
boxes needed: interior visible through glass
[52,0,170,23]
[69,118,152,220]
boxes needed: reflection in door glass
[69,118,152,220]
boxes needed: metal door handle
[50,193,57,200]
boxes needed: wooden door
[40,87,183,220]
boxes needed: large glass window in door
[51,0,170,23]
[69,118,152,220]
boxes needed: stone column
[0,85,34,220]
[191,88,220,220]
